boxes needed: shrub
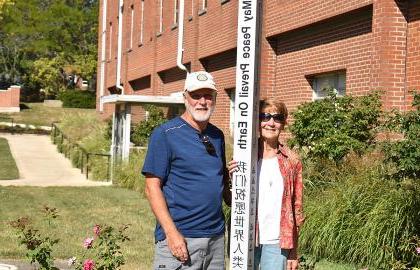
[71,224,130,270]
[9,206,60,270]
[59,91,96,109]
[300,153,420,269]
[289,91,382,162]
[131,105,166,146]
[383,92,420,180]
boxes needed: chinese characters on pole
[230,1,261,269]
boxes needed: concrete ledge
[0,122,52,131]
[0,263,17,270]
[0,107,20,113]
[43,100,63,107]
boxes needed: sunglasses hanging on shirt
[199,134,216,156]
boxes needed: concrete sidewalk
[0,259,71,270]
[0,133,111,187]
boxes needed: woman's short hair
[259,98,288,125]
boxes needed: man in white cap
[142,71,230,269]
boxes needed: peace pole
[229,0,262,269]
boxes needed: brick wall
[0,86,20,112]
[269,5,374,112]
[97,0,420,135]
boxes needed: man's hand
[287,259,299,270]
[166,229,189,263]
[145,175,189,263]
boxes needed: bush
[59,91,96,109]
[383,92,420,180]
[300,153,420,269]
[131,105,166,146]
[112,151,147,196]
[289,91,382,162]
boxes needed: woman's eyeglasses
[200,134,216,155]
[259,113,285,124]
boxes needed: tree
[29,54,68,98]
[0,0,98,96]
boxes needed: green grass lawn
[0,185,360,270]
[0,137,19,180]
[0,102,96,127]
[0,186,155,270]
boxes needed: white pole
[99,0,107,112]
[177,0,188,72]
[230,0,262,269]
[110,110,117,183]
[122,104,131,160]
[116,0,124,94]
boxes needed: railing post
[52,124,55,144]
[107,155,111,181]
[86,153,89,179]
[80,150,84,173]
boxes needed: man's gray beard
[185,100,215,122]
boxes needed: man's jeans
[153,235,224,270]
[254,244,289,270]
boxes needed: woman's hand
[227,160,238,179]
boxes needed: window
[108,22,113,60]
[312,72,346,100]
[174,0,179,25]
[140,0,145,44]
[129,5,134,50]
[159,0,163,33]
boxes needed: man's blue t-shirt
[142,116,226,241]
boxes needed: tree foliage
[29,55,67,97]
[0,0,98,95]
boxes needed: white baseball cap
[184,71,217,92]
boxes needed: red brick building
[97,0,420,137]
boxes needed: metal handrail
[51,122,111,181]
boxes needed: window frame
[158,0,164,34]
[139,0,145,44]
[108,22,113,60]
[311,71,346,100]
[129,4,134,50]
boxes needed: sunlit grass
[0,186,154,270]
[1,102,96,127]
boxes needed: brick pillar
[0,85,20,112]
[371,0,409,111]
[10,86,20,109]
